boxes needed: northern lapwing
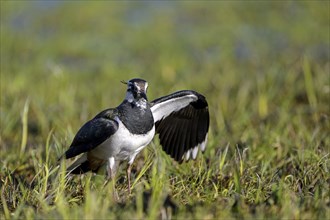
[61,78,209,193]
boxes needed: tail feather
[66,153,105,174]
[69,161,92,174]
[66,154,90,174]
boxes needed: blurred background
[1,1,329,218]
[1,1,329,160]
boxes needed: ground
[1,2,329,219]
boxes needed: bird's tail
[66,154,105,174]
[66,154,92,174]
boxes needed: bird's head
[122,78,148,102]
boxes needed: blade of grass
[219,142,229,173]
[45,128,54,165]
[131,152,154,190]
[20,99,29,158]
[303,56,317,109]
[257,77,268,118]
[1,178,10,220]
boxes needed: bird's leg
[103,157,119,201]
[103,167,113,187]
[103,161,115,186]
[127,163,132,194]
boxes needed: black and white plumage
[151,90,209,162]
[61,78,209,193]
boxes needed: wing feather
[168,119,179,158]
[64,109,119,159]
[151,90,209,162]
[176,119,188,161]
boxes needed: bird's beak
[121,80,128,85]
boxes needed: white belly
[91,116,155,162]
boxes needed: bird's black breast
[117,100,154,135]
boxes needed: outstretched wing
[150,90,209,162]
[64,109,119,159]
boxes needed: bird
[60,78,209,193]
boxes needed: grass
[1,1,329,219]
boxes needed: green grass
[1,1,329,219]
